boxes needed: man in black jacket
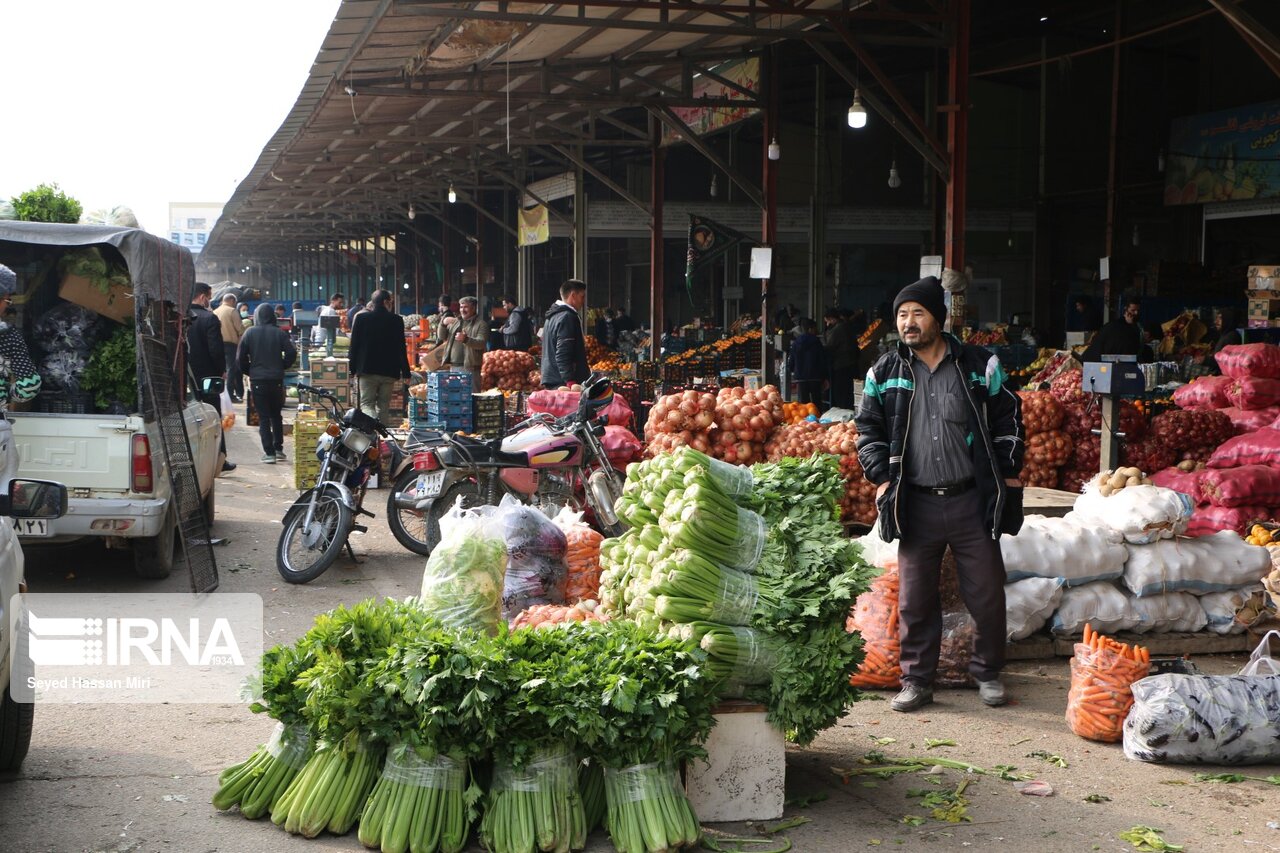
[1078,298,1151,364]
[349,289,412,423]
[540,279,590,389]
[855,276,1024,713]
[187,282,235,472]
[238,304,297,463]
[500,296,534,350]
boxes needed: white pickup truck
[0,223,222,579]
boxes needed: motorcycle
[387,374,626,555]
[276,382,413,583]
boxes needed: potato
[1122,467,1141,479]
[1126,475,1142,487]
[1109,472,1128,490]
[1141,477,1153,486]
[1177,460,1196,472]
[1100,483,1115,497]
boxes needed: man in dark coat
[238,304,297,463]
[501,296,534,350]
[349,289,412,424]
[187,282,234,472]
[1078,298,1151,364]
[788,319,828,407]
[540,279,590,389]
[823,308,857,409]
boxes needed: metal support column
[1103,0,1123,321]
[761,47,779,385]
[809,64,826,321]
[649,129,665,363]
[475,203,484,302]
[944,0,970,277]
[574,148,588,282]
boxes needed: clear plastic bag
[1066,642,1150,743]
[419,498,507,634]
[496,496,568,620]
[1241,629,1280,676]
[480,744,585,853]
[265,721,313,771]
[603,762,700,853]
[1123,672,1280,764]
[702,454,754,497]
[358,745,468,853]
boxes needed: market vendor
[855,275,1024,713]
[1077,297,1151,364]
[0,264,41,410]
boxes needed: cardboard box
[58,273,133,324]
[1247,297,1280,320]
[1248,265,1280,291]
[310,359,350,382]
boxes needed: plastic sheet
[705,569,761,626]
[265,722,313,771]
[1124,672,1280,764]
[1066,642,1150,743]
[419,499,507,634]
[380,745,466,789]
[702,454,754,497]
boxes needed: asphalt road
[2,413,1278,853]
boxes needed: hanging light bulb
[767,137,781,161]
[1156,148,1166,173]
[847,89,868,129]
[709,173,718,198]
[448,184,457,204]
[1132,224,1141,247]
[887,160,902,189]
[407,203,416,221]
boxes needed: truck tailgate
[9,412,140,493]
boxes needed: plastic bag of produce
[1000,514,1127,586]
[1200,465,1280,508]
[1214,343,1280,380]
[1187,504,1268,537]
[1208,428,1280,468]
[1123,672,1280,764]
[1220,405,1280,434]
[854,526,899,570]
[495,496,568,620]
[1225,377,1280,411]
[358,745,468,852]
[1066,632,1150,742]
[936,611,978,688]
[480,744,585,853]
[1050,582,1137,635]
[527,388,634,429]
[1149,467,1206,503]
[1122,532,1272,596]
[1005,577,1064,640]
[603,763,700,853]
[1068,484,1194,545]
[848,568,902,689]
[1127,592,1207,634]
[1172,376,1233,410]
[1199,587,1263,635]
[419,499,507,633]
[553,507,605,603]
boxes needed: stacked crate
[423,372,474,432]
[473,392,504,438]
[309,358,351,407]
[292,411,328,490]
[1247,265,1280,329]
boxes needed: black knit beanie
[892,276,947,328]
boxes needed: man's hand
[1004,477,1022,487]
[876,482,889,499]
[455,331,467,342]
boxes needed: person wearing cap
[854,275,1025,713]
[349,289,412,424]
[435,296,487,383]
[0,265,41,411]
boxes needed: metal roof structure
[202,0,955,262]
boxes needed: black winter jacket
[350,303,412,379]
[854,334,1025,542]
[238,304,297,382]
[540,302,589,388]
[501,306,534,350]
[186,303,224,379]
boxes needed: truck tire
[1,611,34,771]
[134,505,177,579]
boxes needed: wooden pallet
[1007,622,1278,660]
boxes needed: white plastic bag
[1123,671,1280,764]
[1126,592,1206,634]
[1241,630,1280,677]
[493,495,568,620]
[1198,587,1261,635]
[1001,514,1127,587]
[1068,483,1194,545]
[1122,532,1272,597]
[1049,581,1136,635]
[854,525,899,570]
[1004,577,1064,640]
[418,498,506,633]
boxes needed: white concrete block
[685,702,785,823]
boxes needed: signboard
[517,205,549,247]
[662,58,761,145]
[1165,98,1280,205]
[749,247,773,279]
[522,172,575,208]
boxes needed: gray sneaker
[891,682,934,712]
[274,450,287,461]
[978,678,1008,706]
[260,453,277,464]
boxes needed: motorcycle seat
[441,434,528,467]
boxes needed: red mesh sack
[1208,428,1280,469]
[601,425,643,469]
[1172,376,1233,411]
[1149,466,1207,504]
[528,387,634,429]
[1187,504,1269,536]
[1215,343,1280,380]
[1152,409,1235,452]
[1225,378,1280,411]
[1221,406,1280,434]
[1122,437,1176,475]
[1200,465,1280,508]
[1018,391,1065,435]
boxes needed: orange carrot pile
[1065,623,1151,743]
[510,601,608,630]
[848,569,903,689]
[563,525,605,603]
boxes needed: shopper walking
[855,275,1024,713]
[822,308,856,410]
[238,303,297,463]
[788,319,827,407]
[214,293,245,402]
[349,289,412,423]
[500,295,534,350]
[540,279,590,389]
[187,282,235,473]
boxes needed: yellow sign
[517,204,549,247]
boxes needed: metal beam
[1207,0,1280,65]
[352,84,758,110]
[649,105,763,209]
[944,0,969,276]
[546,144,651,216]
[395,4,816,39]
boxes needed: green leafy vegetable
[1118,826,1183,851]
[83,325,137,411]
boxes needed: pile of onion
[820,422,877,525]
[1151,409,1235,454]
[1122,436,1176,476]
[480,350,540,392]
[1019,391,1071,489]
[1061,400,1146,443]
[1059,433,1102,494]
[643,390,717,457]
[765,420,828,461]
[710,385,784,466]
[1019,391,1065,435]
[1049,368,1088,408]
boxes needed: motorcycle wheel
[276,490,352,584]
[386,468,434,556]
[420,479,487,555]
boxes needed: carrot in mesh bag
[553,508,606,604]
[1066,624,1150,743]
[848,568,903,689]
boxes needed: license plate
[14,518,50,537]
[417,471,446,498]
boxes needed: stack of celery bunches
[213,449,874,853]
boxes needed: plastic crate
[309,359,350,382]
[428,400,471,418]
[426,371,473,391]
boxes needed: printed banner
[662,57,760,145]
[518,204,549,247]
[685,214,748,297]
[1165,98,1280,205]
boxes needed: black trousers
[896,487,1007,685]
[830,367,855,409]
[250,380,285,455]
[224,342,243,399]
[198,378,228,457]
[796,380,824,407]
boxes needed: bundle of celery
[271,599,436,838]
[357,622,500,853]
[213,643,314,818]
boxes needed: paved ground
[2,409,1279,852]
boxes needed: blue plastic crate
[426,371,473,391]
[428,401,471,418]
[426,388,472,404]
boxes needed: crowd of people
[782,304,875,413]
